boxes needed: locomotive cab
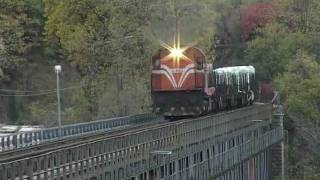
[151,47,208,117]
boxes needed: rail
[0,113,162,152]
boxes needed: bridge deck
[0,103,283,180]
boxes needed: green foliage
[244,24,304,81]
[242,1,320,177]
[7,97,21,123]
[147,0,217,48]
[274,50,320,178]
[274,50,320,123]
[211,0,273,66]
[44,0,153,118]
[63,107,84,124]
[28,100,56,125]
[0,0,49,123]
[243,12,320,81]
[0,0,45,82]
[274,0,320,33]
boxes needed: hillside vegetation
[0,0,319,178]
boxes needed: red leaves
[240,3,275,39]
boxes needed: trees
[147,0,217,59]
[242,0,320,178]
[0,0,44,83]
[274,0,320,33]
[239,1,320,177]
[45,0,153,119]
[274,51,320,178]
[243,0,320,80]
[244,25,307,81]
[275,50,320,126]
[0,0,47,123]
[212,0,274,67]
[240,2,275,39]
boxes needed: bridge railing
[163,127,283,180]
[0,113,161,152]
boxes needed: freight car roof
[213,66,255,85]
[213,66,255,74]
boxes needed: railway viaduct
[0,102,284,180]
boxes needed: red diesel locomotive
[151,46,255,117]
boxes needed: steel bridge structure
[0,103,284,180]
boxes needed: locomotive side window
[152,49,168,70]
[195,58,203,69]
[153,59,161,69]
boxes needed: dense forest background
[0,0,319,178]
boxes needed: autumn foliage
[240,3,275,39]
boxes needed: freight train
[151,46,255,117]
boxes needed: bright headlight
[170,48,183,58]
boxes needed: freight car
[151,46,255,117]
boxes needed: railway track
[0,120,167,163]
[0,113,161,152]
[0,103,269,164]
